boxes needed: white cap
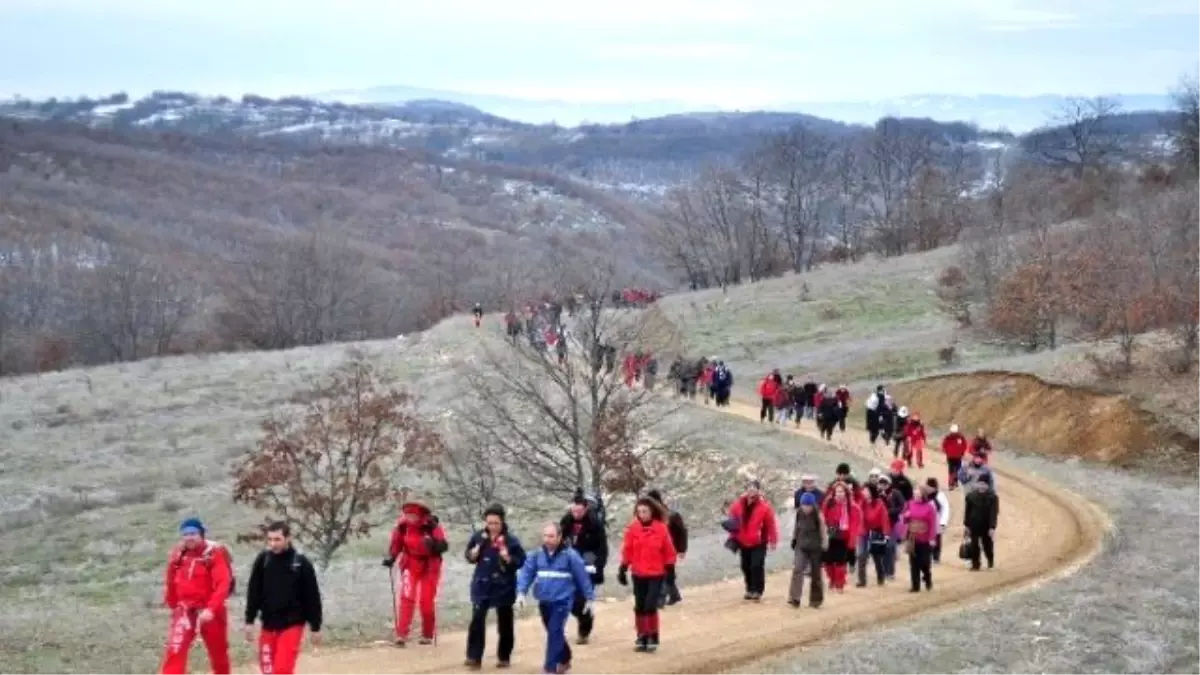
[949,423,959,434]
[899,406,909,417]
[801,474,816,482]
[868,467,883,477]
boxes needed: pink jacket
[900,499,939,545]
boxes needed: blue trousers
[538,601,572,673]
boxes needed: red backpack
[171,541,237,597]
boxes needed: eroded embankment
[890,370,1198,472]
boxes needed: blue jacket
[516,544,594,605]
[957,464,996,491]
[466,528,527,607]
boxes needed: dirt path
[287,395,1108,674]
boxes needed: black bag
[868,530,889,552]
[958,539,978,560]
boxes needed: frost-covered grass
[738,455,1200,674]
[0,315,867,673]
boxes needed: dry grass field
[0,315,859,673]
[1,245,1195,673]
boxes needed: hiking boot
[749,593,762,602]
[743,592,755,600]
[635,635,648,652]
[646,634,659,653]
[394,637,407,647]
[787,599,801,608]
[576,635,590,645]
[809,601,822,609]
[497,661,511,669]
[925,581,933,591]
[987,561,994,569]
[418,637,434,645]
[464,659,483,670]
[877,577,885,586]
[855,581,867,588]
[909,587,921,593]
[555,663,571,674]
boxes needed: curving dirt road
[288,396,1108,674]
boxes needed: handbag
[958,539,978,560]
[868,530,889,552]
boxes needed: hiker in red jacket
[758,371,782,423]
[384,501,449,646]
[726,480,779,600]
[820,483,861,592]
[903,413,928,469]
[971,429,993,464]
[617,497,677,653]
[623,353,638,388]
[833,385,851,432]
[856,484,892,587]
[160,518,233,675]
[941,424,969,489]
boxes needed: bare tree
[862,118,935,256]
[446,259,696,516]
[758,127,835,271]
[1025,97,1121,178]
[1171,74,1200,176]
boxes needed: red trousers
[396,564,440,640]
[824,563,848,589]
[906,440,925,468]
[160,606,231,674]
[258,625,305,675]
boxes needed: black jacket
[889,474,915,502]
[665,511,689,555]
[245,547,323,632]
[964,490,1000,531]
[560,512,609,584]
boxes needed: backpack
[173,542,236,597]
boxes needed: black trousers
[658,566,681,606]
[632,576,664,614]
[739,545,767,594]
[909,541,933,590]
[932,532,943,563]
[818,418,835,440]
[570,593,594,638]
[969,528,995,568]
[466,602,514,662]
[837,406,847,431]
[760,397,774,422]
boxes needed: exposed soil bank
[890,370,1198,473]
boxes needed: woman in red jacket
[384,501,449,646]
[856,484,891,587]
[617,497,678,653]
[726,480,779,601]
[758,371,781,423]
[903,413,928,469]
[821,482,861,592]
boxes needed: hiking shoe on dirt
[496,661,511,669]
[787,599,801,608]
[418,637,434,645]
[635,635,649,652]
[749,593,762,602]
[909,587,920,593]
[855,581,867,588]
[646,635,659,653]
[464,659,483,670]
[743,592,755,600]
[809,601,822,609]
[576,635,590,645]
[394,638,407,647]
[555,663,571,674]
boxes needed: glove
[516,595,526,611]
[617,565,629,586]
[582,600,595,615]
[381,557,395,568]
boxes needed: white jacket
[933,491,951,530]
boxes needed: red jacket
[620,517,677,577]
[860,499,891,534]
[822,499,862,543]
[834,387,851,406]
[164,540,232,612]
[728,497,779,549]
[942,432,969,460]
[813,391,825,409]
[700,365,714,384]
[772,387,790,407]
[904,419,927,446]
[758,377,780,400]
[388,514,449,574]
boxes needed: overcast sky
[1,0,1196,105]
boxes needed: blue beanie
[799,492,818,507]
[179,517,205,536]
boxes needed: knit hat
[799,492,818,507]
[179,517,205,536]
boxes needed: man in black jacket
[244,521,322,675]
[559,491,608,644]
[963,481,1000,570]
[647,489,688,607]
